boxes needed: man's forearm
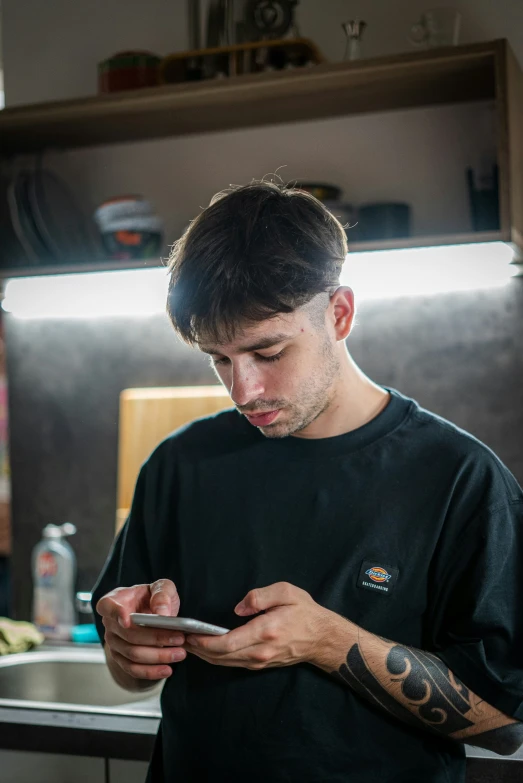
[312,612,523,756]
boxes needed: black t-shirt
[92,388,523,783]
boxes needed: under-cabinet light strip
[1,242,518,320]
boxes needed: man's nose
[229,365,265,408]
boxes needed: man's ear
[329,287,355,341]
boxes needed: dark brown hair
[166,180,347,345]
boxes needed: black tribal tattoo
[332,633,523,755]
[336,642,475,736]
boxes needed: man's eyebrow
[200,333,294,355]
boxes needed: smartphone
[130,613,229,635]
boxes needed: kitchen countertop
[0,702,158,760]
[2,710,521,782]
[0,643,521,779]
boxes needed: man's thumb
[235,583,297,616]
[235,588,265,616]
[149,579,178,616]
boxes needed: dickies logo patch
[365,566,391,583]
[357,560,399,595]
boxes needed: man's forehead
[198,314,300,354]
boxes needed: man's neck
[293,352,390,440]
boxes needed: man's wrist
[307,608,359,673]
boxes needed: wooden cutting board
[0,502,11,555]
[116,386,232,533]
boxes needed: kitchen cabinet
[0,751,102,783]
[0,746,521,782]
[0,751,148,783]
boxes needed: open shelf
[0,40,501,154]
[1,38,521,273]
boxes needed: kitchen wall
[5,277,523,620]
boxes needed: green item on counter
[0,617,45,655]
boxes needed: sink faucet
[75,592,93,618]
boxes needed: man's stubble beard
[259,335,341,439]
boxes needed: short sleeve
[91,463,153,645]
[430,500,523,720]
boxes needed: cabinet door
[110,759,150,782]
[0,750,103,782]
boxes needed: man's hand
[184,582,333,670]
[96,578,186,683]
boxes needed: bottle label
[33,586,59,632]
[36,551,58,585]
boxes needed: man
[93,182,523,782]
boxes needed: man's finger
[103,616,185,648]
[185,638,279,670]
[108,632,187,666]
[109,648,174,681]
[185,615,267,655]
[235,582,301,616]
[96,585,152,628]
[150,579,180,616]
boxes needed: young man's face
[199,293,346,439]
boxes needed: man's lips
[243,409,281,426]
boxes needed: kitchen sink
[0,647,162,716]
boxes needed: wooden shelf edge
[0,258,168,279]
[0,39,505,153]
[0,232,514,281]
[347,230,509,253]
[1,38,502,120]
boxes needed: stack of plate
[0,165,102,271]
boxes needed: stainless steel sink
[0,647,162,716]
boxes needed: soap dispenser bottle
[32,523,77,640]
